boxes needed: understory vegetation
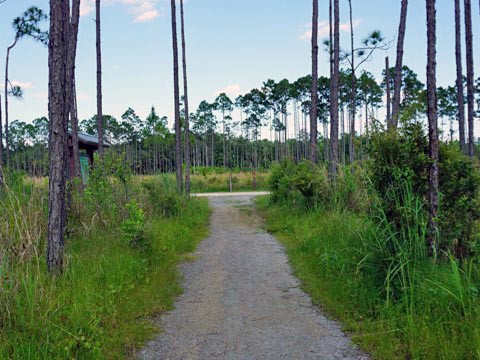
[0,153,210,359]
[170,167,268,193]
[259,124,480,359]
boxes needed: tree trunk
[348,0,356,164]
[96,0,104,157]
[310,0,319,163]
[180,0,191,196]
[47,0,69,273]
[386,56,391,124]
[67,0,81,178]
[5,37,18,168]
[71,80,81,177]
[426,0,439,256]
[391,0,408,129]
[455,0,466,153]
[171,0,183,192]
[329,0,340,179]
[464,0,475,158]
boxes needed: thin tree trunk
[455,0,466,153]
[47,0,69,273]
[386,56,391,124]
[96,0,104,156]
[5,37,18,168]
[180,0,191,196]
[329,0,340,179]
[171,0,183,192]
[464,0,475,158]
[391,0,408,129]
[71,80,81,177]
[310,0,319,163]
[348,0,356,164]
[67,0,81,178]
[365,99,369,154]
[426,0,439,255]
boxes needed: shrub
[121,200,146,248]
[368,123,480,255]
[438,144,480,256]
[141,178,185,218]
[269,159,329,208]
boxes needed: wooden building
[68,132,109,183]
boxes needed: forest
[1,0,480,359]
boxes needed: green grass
[142,170,270,193]
[257,196,480,359]
[0,194,210,359]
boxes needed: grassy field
[0,173,210,359]
[257,196,480,359]
[188,169,269,193]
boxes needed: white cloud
[215,84,242,98]
[80,0,95,16]
[299,19,362,41]
[81,0,163,23]
[11,80,34,89]
[113,64,121,70]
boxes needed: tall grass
[153,169,270,193]
[260,161,480,359]
[0,172,210,359]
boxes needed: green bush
[368,123,480,255]
[269,159,329,208]
[141,178,185,218]
[121,200,146,249]
[438,144,480,256]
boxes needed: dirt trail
[139,195,368,360]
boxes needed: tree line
[4,68,480,177]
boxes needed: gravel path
[139,195,368,360]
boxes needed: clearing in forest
[139,194,368,359]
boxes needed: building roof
[68,131,111,147]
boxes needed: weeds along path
[139,194,368,360]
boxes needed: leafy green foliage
[269,159,329,208]
[11,6,48,44]
[269,159,372,212]
[121,200,146,248]
[142,177,185,218]
[438,144,480,256]
[369,123,480,255]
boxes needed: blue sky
[0,0,479,132]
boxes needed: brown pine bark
[180,0,191,196]
[426,0,439,255]
[329,0,340,178]
[171,0,183,192]
[96,0,104,157]
[47,0,69,273]
[386,56,391,124]
[310,0,319,163]
[455,0,466,153]
[67,0,81,178]
[391,0,408,129]
[464,0,475,158]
